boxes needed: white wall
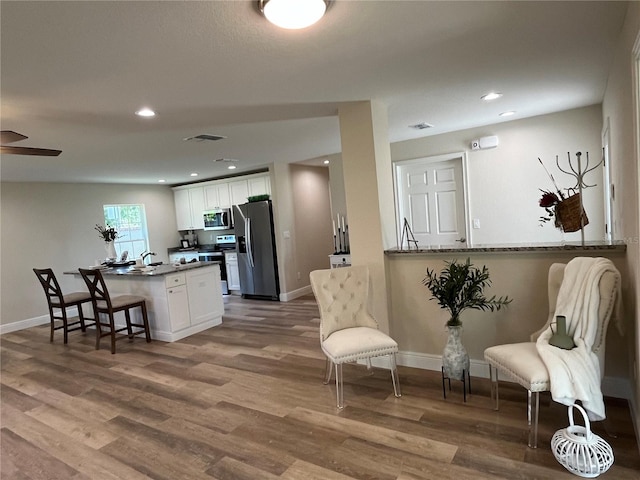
[386,252,630,395]
[0,182,178,326]
[602,1,640,435]
[268,163,334,300]
[391,105,606,246]
[290,164,333,285]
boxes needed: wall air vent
[409,122,434,130]
[183,134,227,142]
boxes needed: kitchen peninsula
[382,240,628,379]
[65,262,223,342]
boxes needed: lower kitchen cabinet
[186,266,223,322]
[225,251,240,292]
[166,283,190,331]
[72,265,224,342]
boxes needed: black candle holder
[344,225,349,253]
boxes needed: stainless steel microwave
[203,208,232,230]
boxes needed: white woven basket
[551,404,614,478]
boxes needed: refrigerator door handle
[246,217,255,268]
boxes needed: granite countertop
[385,241,627,255]
[65,261,220,277]
[166,244,226,254]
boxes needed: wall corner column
[338,100,393,332]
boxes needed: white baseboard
[367,350,633,400]
[1,307,85,335]
[1,314,53,335]
[280,285,312,302]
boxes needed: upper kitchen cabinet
[204,183,231,209]
[174,186,205,230]
[229,173,271,205]
[229,179,250,206]
[248,175,271,198]
[174,173,271,230]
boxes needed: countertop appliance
[198,235,236,295]
[203,208,232,231]
[233,200,280,300]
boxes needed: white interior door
[395,153,467,247]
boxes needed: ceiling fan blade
[0,130,28,144]
[0,145,62,156]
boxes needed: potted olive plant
[423,258,511,380]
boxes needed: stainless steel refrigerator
[233,200,280,300]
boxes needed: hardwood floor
[1,294,638,479]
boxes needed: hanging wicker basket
[551,404,614,478]
[555,193,589,233]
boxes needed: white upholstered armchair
[484,260,620,448]
[310,266,401,409]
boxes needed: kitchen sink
[148,261,163,266]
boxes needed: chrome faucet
[141,251,156,264]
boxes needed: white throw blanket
[535,257,620,421]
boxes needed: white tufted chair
[310,266,401,409]
[483,262,620,448]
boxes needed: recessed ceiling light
[135,107,156,117]
[227,165,237,170]
[481,92,502,101]
[499,111,516,117]
[323,160,330,165]
[158,179,166,183]
[190,173,198,177]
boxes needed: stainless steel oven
[198,251,228,294]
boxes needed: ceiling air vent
[183,134,227,142]
[213,158,239,163]
[409,122,434,130]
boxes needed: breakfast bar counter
[384,240,627,256]
[65,262,223,342]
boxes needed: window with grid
[103,204,149,260]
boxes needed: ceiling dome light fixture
[135,107,156,117]
[259,0,329,29]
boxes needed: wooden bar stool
[78,268,151,354]
[33,268,95,344]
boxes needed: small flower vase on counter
[442,324,470,381]
[105,241,117,262]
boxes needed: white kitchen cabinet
[248,175,271,197]
[175,174,270,226]
[186,267,223,324]
[165,268,222,327]
[166,284,190,331]
[67,265,223,342]
[229,179,249,206]
[204,183,231,209]
[225,251,240,291]
[174,187,205,230]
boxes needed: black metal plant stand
[441,366,471,402]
